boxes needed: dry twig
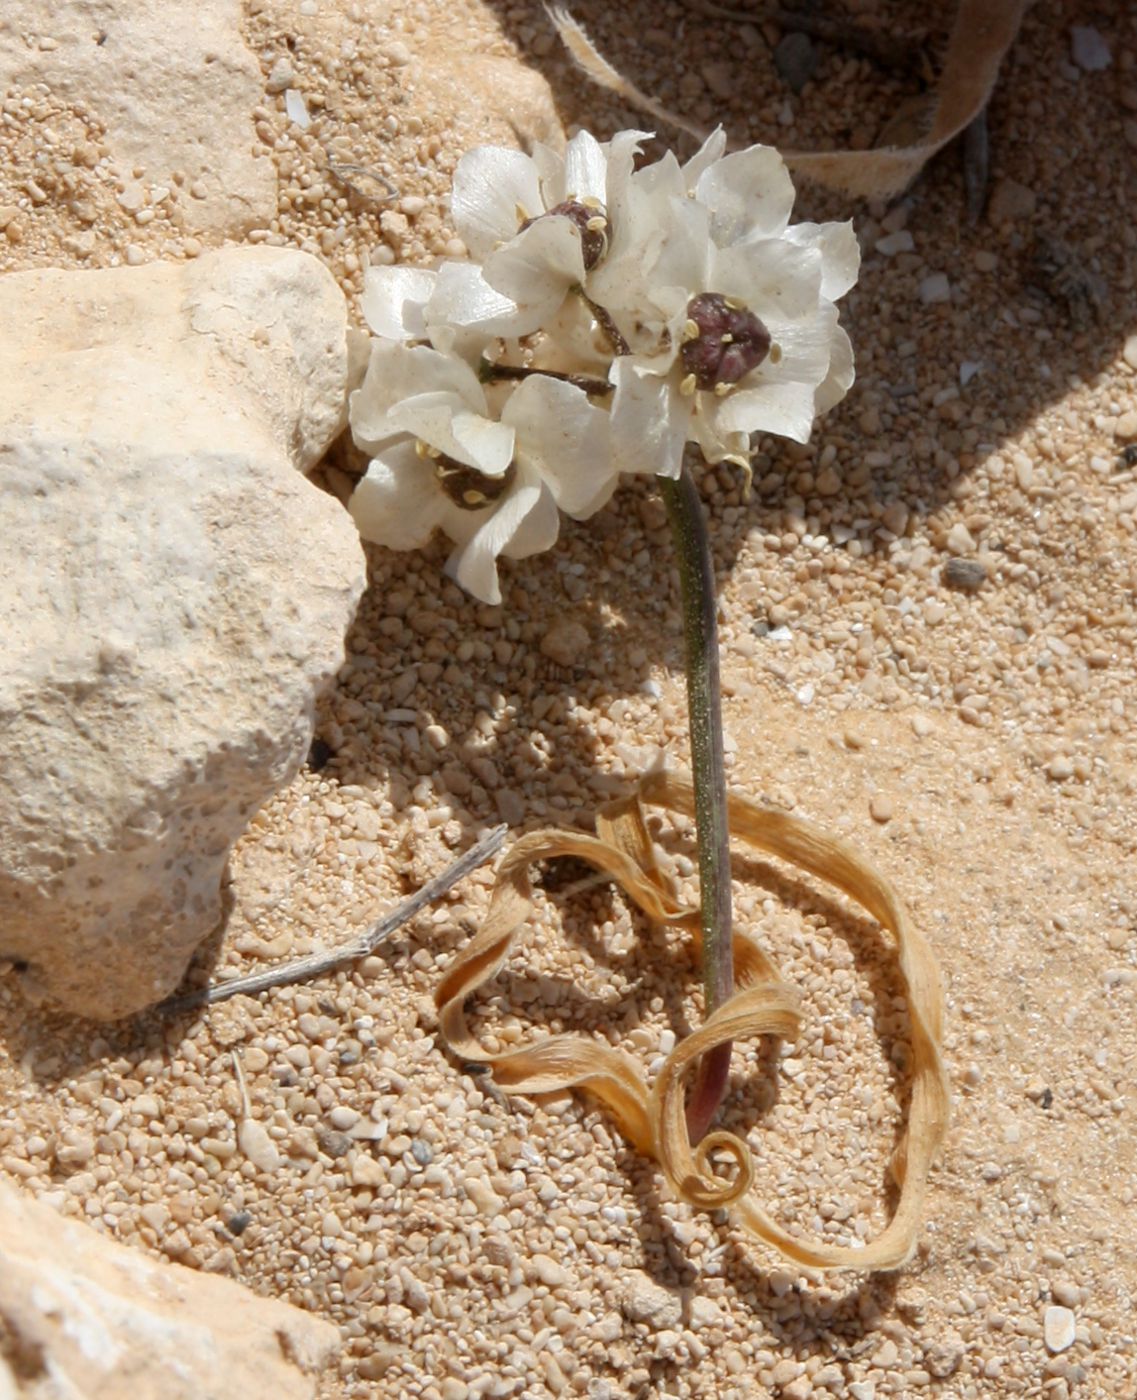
[160,825,508,1013]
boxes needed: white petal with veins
[450,145,543,260]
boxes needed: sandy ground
[2,0,1137,1396]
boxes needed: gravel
[2,0,1136,1396]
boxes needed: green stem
[660,462,734,1144]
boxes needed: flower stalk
[660,461,734,1143]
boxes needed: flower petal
[502,373,613,516]
[359,265,435,340]
[349,341,484,451]
[695,144,796,245]
[814,321,855,415]
[642,194,713,304]
[388,391,515,476]
[482,215,584,316]
[426,259,538,338]
[712,378,819,443]
[759,302,841,388]
[690,402,752,467]
[450,145,543,260]
[783,220,861,301]
[500,475,560,559]
[609,359,690,478]
[681,126,728,187]
[563,128,607,205]
[349,442,448,551]
[710,239,822,320]
[448,473,545,603]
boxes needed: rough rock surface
[0,1178,339,1397]
[0,0,276,237]
[0,248,365,1020]
[405,50,564,153]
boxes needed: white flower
[424,127,650,339]
[348,342,613,604]
[344,128,860,602]
[602,130,860,478]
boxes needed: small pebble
[875,230,914,256]
[688,1296,723,1329]
[463,1176,504,1216]
[317,1129,353,1159]
[540,618,590,667]
[946,522,977,555]
[771,1358,802,1385]
[226,1210,252,1237]
[701,62,734,100]
[140,1202,169,1231]
[987,178,1036,223]
[1051,1280,1081,1308]
[351,1154,385,1187]
[1046,756,1074,782]
[238,1118,281,1173]
[494,788,525,826]
[774,32,817,93]
[1070,25,1111,72]
[624,1272,682,1329]
[1044,1304,1077,1354]
[869,794,894,823]
[944,558,987,592]
[266,57,294,93]
[881,500,909,536]
[530,1253,570,1287]
[919,273,951,305]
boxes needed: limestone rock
[0,0,276,237]
[0,248,365,1020]
[403,51,564,154]
[0,1178,339,1397]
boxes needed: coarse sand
[2,0,1136,1396]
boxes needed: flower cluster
[348,128,859,603]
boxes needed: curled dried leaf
[436,769,950,1270]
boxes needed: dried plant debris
[437,768,950,1271]
[548,0,1028,199]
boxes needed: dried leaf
[548,0,1027,200]
[436,769,950,1270]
